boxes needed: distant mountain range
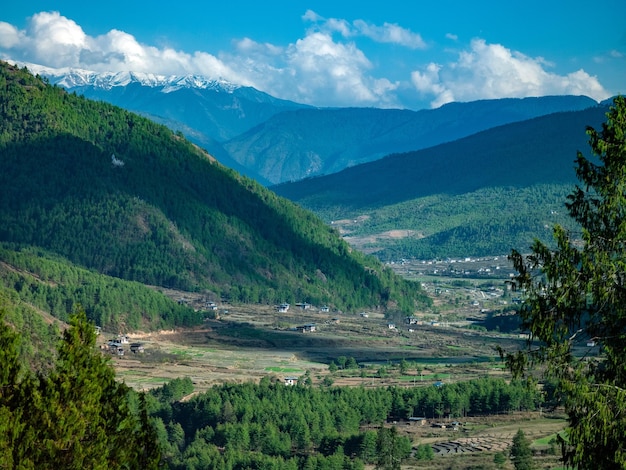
[23,62,309,184]
[272,105,611,259]
[222,95,599,184]
[20,61,602,185]
[272,105,609,208]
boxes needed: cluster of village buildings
[100,334,144,356]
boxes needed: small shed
[296,323,316,333]
[130,343,145,353]
[108,343,124,356]
[284,376,299,386]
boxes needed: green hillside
[273,105,610,259]
[0,61,428,327]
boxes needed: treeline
[0,60,428,313]
[0,245,202,331]
[0,300,541,469]
[0,308,161,469]
[341,184,578,260]
[147,375,541,469]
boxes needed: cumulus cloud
[304,9,426,49]
[228,32,400,108]
[352,20,426,49]
[0,11,243,81]
[27,12,87,67]
[0,11,612,109]
[411,39,611,108]
[0,21,21,48]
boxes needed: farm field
[102,276,570,469]
[103,297,525,392]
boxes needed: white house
[284,376,299,386]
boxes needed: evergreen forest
[0,304,544,469]
[0,61,429,323]
[273,104,610,259]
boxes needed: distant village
[387,255,517,280]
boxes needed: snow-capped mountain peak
[6,60,240,93]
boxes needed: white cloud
[0,11,242,81]
[28,12,88,67]
[302,10,322,23]
[352,20,426,49]
[0,12,612,110]
[304,10,426,49]
[246,32,394,107]
[411,39,611,108]
[0,22,21,48]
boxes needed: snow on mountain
[6,60,240,93]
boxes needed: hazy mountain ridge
[273,105,609,207]
[224,95,599,184]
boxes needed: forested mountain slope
[272,105,610,259]
[64,76,310,184]
[273,106,608,207]
[0,61,428,322]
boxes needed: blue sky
[1,1,624,110]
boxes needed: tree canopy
[508,96,626,469]
[510,429,534,470]
[0,307,160,469]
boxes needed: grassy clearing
[533,430,567,446]
[265,367,303,373]
[397,374,451,382]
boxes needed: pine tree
[375,426,403,470]
[0,308,161,469]
[0,309,24,468]
[510,429,533,470]
[508,96,626,468]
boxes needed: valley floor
[103,276,568,469]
